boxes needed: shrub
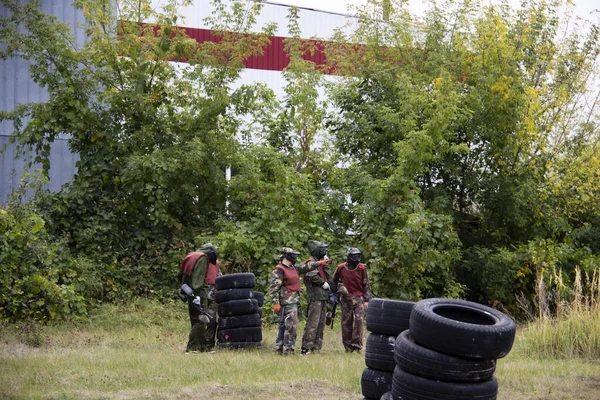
[0,174,87,323]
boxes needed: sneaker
[301,349,311,355]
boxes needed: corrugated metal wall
[1,0,353,204]
[0,0,85,203]
[0,136,78,203]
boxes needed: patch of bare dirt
[71,380,360,400]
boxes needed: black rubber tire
[215,273,256,291]
[361,368,393,400]
[217,326,262,343]
[214,288,255,303]
[410,298,516,360]
[218,341,262,350]
[218,313,262,329]
[217,299,259,317]
[365,333,396,372]
[253,291,265,307]
[392,366,498,400]
[394,330,496,383]
[366,298,415,336]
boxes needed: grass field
[1,299,600,399]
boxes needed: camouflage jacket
[269,260,321,306]
[303,257,332,303]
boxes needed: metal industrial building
[0,0,357,203]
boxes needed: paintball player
[180,243,221,353]
[300,240,332,355]
[332,247,372,353]
[269,247,330,355]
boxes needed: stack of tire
[361,298,415,400]
[391,298,517,400]
[214,273,264,349]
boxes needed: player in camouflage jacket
[269,247,330,355]
[300,240,332,354]
[180,243,221,353]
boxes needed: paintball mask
[207,249,218,265]
[307,240,328,260]
[200,243,219,264]
[317,245,328,260]
[346,247,361,267]
[281,247,300,264]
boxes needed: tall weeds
[517,266,600,358]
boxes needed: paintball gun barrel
[325,292,338,329]
[178,284,213,324]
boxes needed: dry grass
[517,267,600,359]
[0,300,364,400]
[1,295,600,399]
[496,355,600,400]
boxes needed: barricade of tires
[392,298,515,399]
[214,273,264,349]
[361,297,516,400]
[361,298,415,400]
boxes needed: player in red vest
[180,243,221,353]
[269,247,330,355]
[332,247,372,353]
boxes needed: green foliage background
[1,0,599,322]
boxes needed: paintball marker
[325,292,338,329]
[178,284,213,324]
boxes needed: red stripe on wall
[180,26,326,71]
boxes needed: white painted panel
[152,0,357,39]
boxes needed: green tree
[325,0,600,307]
[0,0,276,302]
[216,7,350,292]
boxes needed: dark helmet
[307,240,328,260]
[346,247,361,256]
[280,247,300,264]
[346,247,361,266]
[200,242,219,265]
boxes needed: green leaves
[0,175,88,323]
[324,0,600,308]
[0,0,284,312]
[215,145,331,290]
[358,177,463,300]
[2,0,599,319]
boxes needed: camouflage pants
[301,300,327,352]
[275,303,298,354]
[186,297,218,352]
[340,296,365,352]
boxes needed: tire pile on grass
[214,272,264,349]
[361,298,517,400]
[361,298,415,400]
